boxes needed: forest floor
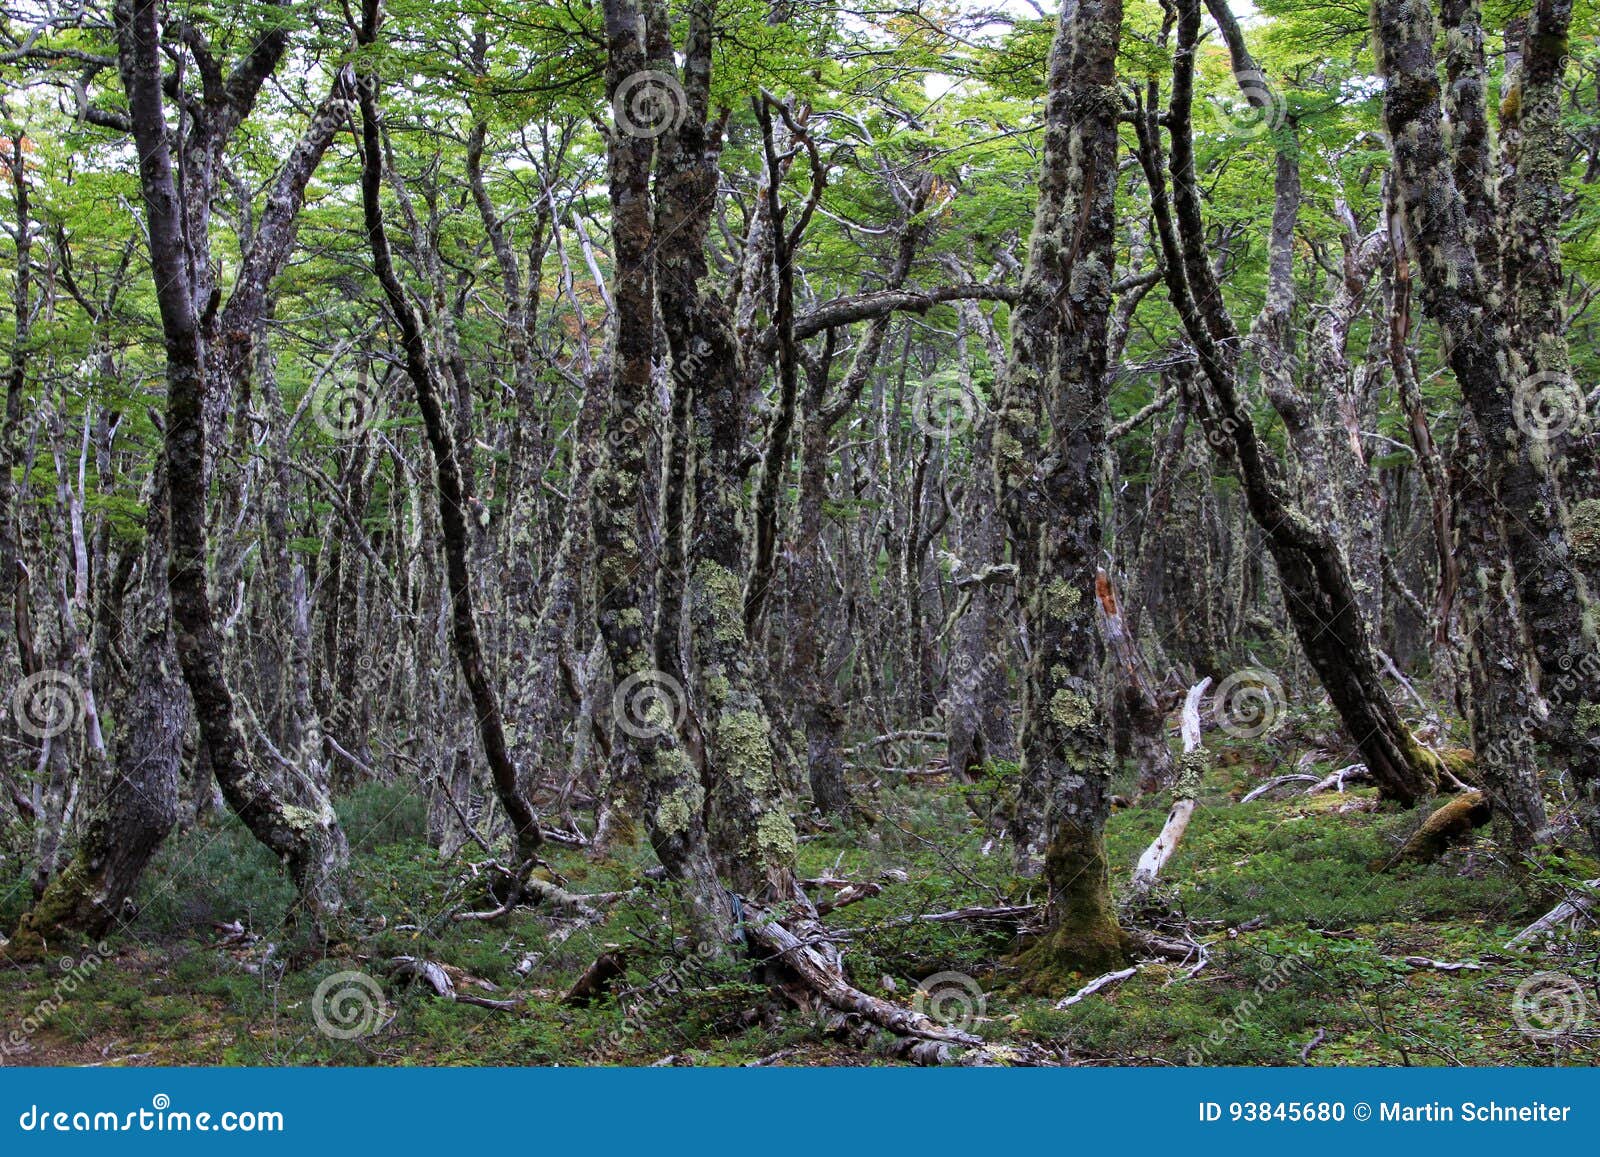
[2,717,1597,1067]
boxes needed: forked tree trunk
[114,0,346,928]
[592,0,728,942]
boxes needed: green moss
[1014,825,1129,988]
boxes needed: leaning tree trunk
[1131,0,1441,806]
[354,7,544,867]
[999,0,1131,983]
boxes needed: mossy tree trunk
[1374,0,1599,844]
[9,468,184,954]
[998,0,1131,981]
[1130,0,1441,807]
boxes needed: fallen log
[1505,878,1600,950]
[741,901,983,1048]
[1377,791,1490,870]
[563,946,629,1006]
[1056,966,1141,1009]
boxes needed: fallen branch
[1056,966,1141,1009]
[386,957,521,1011]
[1240,774,1321,803]
[1307,764,1369,793]
[844,730,945,756]
[814,882,883,916]
[1299,1027,1327,1065]
[835,904,1039,937]
[1400,956,1482,973]
[741,901,982,1048]
[1505,878,1600,950]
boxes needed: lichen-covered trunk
[998,0,1130,980]
[1373,0,1598,841]
[591,0,727,940]
[651,3,798,900]
[354,7,543,866]
[10,468,184,951]
[1133,0,1440,806]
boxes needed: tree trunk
[1001,0,1131,983]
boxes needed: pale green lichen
[655,784,703,837]
[1049,688,1094,730]
[1045,578,1082,620]
[696,562,747,646]
[754,808,798,864]
[718,708,775,792]
[282,804,331,832]
[1576,701,1600,735]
